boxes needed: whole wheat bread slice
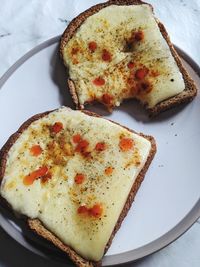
[0,108,156,267]
[60,0,197,117]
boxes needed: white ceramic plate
[0,36,200,266]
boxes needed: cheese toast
[0,107,156,266]
[60,0,197,116]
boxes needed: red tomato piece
[93,77,105,86]
[88,41,97,52]
[89,204,103,218]
[127,62,135,69]
[51,122,63,134]
[30,145,42,156]
[95,142,106,152]
[72,134,82,143]
[77,205,88,215]
[23,166,48,186]
[135,67,149,80]
[75,140,89,152]
[105,167,114,175]
[102,49,112,62]
[119,138,134,152]
[75,173,85,184]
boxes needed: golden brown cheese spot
[46,141,69,166]
[71,47,79,55]
[5,181,16,190]
[136,81,153,95]
[124,148,141,168]
[124,30,145,52]
[150,70,160,77]
[134,30,145,41]
[40,172,52,184]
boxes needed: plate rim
[0,35,200,266]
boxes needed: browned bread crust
[0,108,156,267]
[60,0,197,116]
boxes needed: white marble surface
[0,0,200,266]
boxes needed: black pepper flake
[170,79,174,82]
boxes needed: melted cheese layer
[1,107,151,261]
[63,5,185,108]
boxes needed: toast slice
[0,107,156,267]
[60,0,197,116]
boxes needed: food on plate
[60,0,197,116]
[0,107,156,266]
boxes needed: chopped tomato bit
[75,139,89,153]
[93,77,105,86]
[77,205,88,215]
[77,204,103,218]
[88,41,97,52]
[95,142,106,152]
[89,204,103,218]
[51,122,63,134]
[105,167,114,175]
[134,31,144,41]
[72,134,82,143]
[23,166,48,186]
[71,47,79,55]
[102,49,112,62]
[75,173,85,184]
[127,62,135,69]
[30,145,42,156]
[135,67,149,80]
[102,93,113,105]
[119,138,134,152]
